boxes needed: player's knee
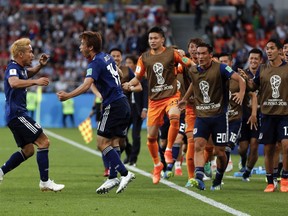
[169,114,180,128]
[22,144,35,158]
[147,136,157,143]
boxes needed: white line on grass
[45,130,250,216]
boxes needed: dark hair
[219,52,233,61]
[248,48,263,58]
[109,47,123,55]
[283,38,288,46]
[125,54,138,65]
[197,42,213,53]
[187,38,204,48]
[266,39,283,49]
[79,31,102,53]
[148,26,165,38]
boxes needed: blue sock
[172,143,180,162]
[109,147,121,179]
[102,154,109,169]
[281,170,288,179]
[37,148,49,181]
[213,168,225,186]
[195,167,204,181]
[167,163,174,171]
[103,146,128,177]
[1,151,26,174]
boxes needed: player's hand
[57,91,69,101]
[232,92,244,105]
[122,82,130,91]
[177,99,187,111]
[39,53,50,67]
[237,68,248,80]
[37,77,49,86]
[247,115,257,130]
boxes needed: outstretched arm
[27,53,49,78]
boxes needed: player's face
[22,45,34,67]
[148,32,164,50]
[125,58,136,71]
[110,50,122,66]
[248,53,262,70]
[219,56,232,67]
[188,43,197,62]
[197,47,212,68]
[265,42,281,62]
[79,39,90,58]
[283,44,288,62]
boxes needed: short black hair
[283,38,288,46]
[219,52,232,60]
[248,48,263,58]
[266,39,283,49]
[197,42,213,53]
[148,26,165,38]
[109,48,123,55]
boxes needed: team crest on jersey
[9,69,17,76]
[225,65,233,73]
[86,68,92,76]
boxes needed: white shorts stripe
[99,105,110,132]
[18,116,38,134]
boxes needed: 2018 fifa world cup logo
[199,80,210,103]
[270,75,281,98]
[153,62,165,85]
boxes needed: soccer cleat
[116,171,135,194]
[280,178,288,192]
[96,178,120,194]
[204,162,212,178]
[242,171,251,182]
[175,167,183,176]
[264,184,276,192]
[188,178,205,190]
[210,184,222,191]
[203,173,212,181]
[152,163,164,184]
[185,179,193,187]
[164,170,174,179]
[242,177,250,182]
[39,179,65,192]
[164,150,173,164]
[103,168,109,177]
[225,157,233,172]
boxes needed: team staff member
[123,26,194,184]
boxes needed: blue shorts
[97,97,131,139]
[193,113,229,146]
[239,117,259,142]
[8,116,43,148]
[159,112,186,139]
[258,115,288,144]
[228,119,242,148]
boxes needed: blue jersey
[4,60,29,123]
[86,52,125,107]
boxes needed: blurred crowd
[0,0,171,92]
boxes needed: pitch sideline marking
[45,130,250,216]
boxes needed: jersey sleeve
[174,50,192,69]
[219,63,234,79]
[135,55,146,79]
[86,61,100,81]
[128,67,135,80]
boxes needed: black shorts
[97,97,131,138]
[159,112,186,140]
[8,116,43,148]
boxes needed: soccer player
[238,48,263,181]
[57,31,135,194]
[123,26,194,184]
[179,43,246,190]
[252,39,288,192]
[0,38,65,192]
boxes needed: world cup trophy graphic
[199,80,210,103]
[153,62,165,85]
[270,75,281,98]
